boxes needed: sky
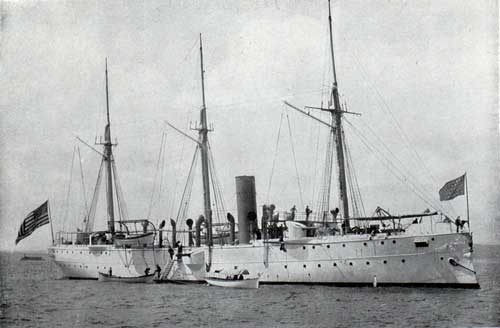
[1,0,498,252]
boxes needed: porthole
[383,260,387,264]
[318,264,321,268]
[440,257,444,261]
[342,244,346,247]
[303,264,307,268]
[363,242,367,246]
[312,246,316,249]
[431,237,435,241]
[234,266,238,269]
[284,265,287,269]
[349,262,353,266]
[333,263,337,267]
[366,261,370,265]
[327,245,330,249]
[381,241,385,245]
[393,240,396,244]
[401,259,406,263]
[303,246,306,250]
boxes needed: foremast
[198,34,213,246]
[103,59,115,234]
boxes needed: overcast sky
[1,0,498,251]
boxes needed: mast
[198,34,213,246]
[104,59,115,234]
[328,0,350,229]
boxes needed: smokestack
[227,212,235,244]
[195,215,205,247]
[186,218,194,247]
[158,220,166,248]
[235,176,257,244]
[170,219,177,246]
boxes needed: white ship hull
[49,231,479,288]
[191,232,478,288]
[48,245,203,281]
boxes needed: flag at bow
[439,174,465,201]
[16,200,50,245]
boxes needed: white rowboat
[205,277,259,289]
[98,272,155,283]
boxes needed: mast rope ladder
[112,160,129,222]
[85,159,104,232]
[207,141,226,225]
[175,146,199,226]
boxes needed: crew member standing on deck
[305,206,312,220]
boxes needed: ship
[172,0,480,288]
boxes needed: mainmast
[327,0,350,229]
[198,34,213,246]
[104,59,115,234]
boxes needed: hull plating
[201,232,478,287]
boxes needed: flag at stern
[439,174,465,201]
[15,200,50,245]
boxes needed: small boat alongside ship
[205,269,260,289]
[98,272,156,283]
[205,277,259,289]
[20,254,44,261]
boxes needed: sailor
[155,264,161,279]
[176,241,183,259]
[290,205,296,220]
[279,235,287,252]
[305,206,312,220]
[108,267,112,277]
[455,217,462,232]
[168,246,174,259]
[145,267,151,275]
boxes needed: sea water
[1,245,499,328]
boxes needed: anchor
[449,258,476,274]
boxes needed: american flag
[15,201,50,245]
[439,174,465,201]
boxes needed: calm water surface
[1,245,499,327]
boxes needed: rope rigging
[266,108,285,203]
[315,124,335,223]
[175,146,199,226]
[147,131,167,219]
[111,159,128,222]
[62,145,77,232]
[349,48,457,217]
[286,114,304,210]
[77,146,89,229]
[207,141,226,225]
[342,127,366,223]
[343,117,445,213]
[85,159,104,232]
